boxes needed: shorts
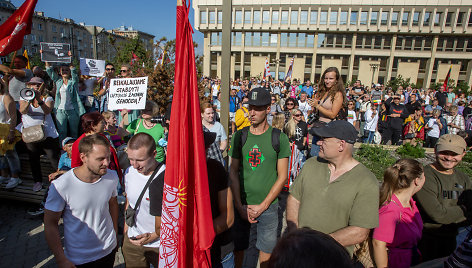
[229,112,236,123]
[233,203,278,254]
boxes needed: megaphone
[20,88,35,101]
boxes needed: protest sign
[40,42,71,63]
[80,58,105,77]
[108,77,148,111]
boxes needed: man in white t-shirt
[122,133,165,267]
[298,92,312,122]
[44,134,119,267]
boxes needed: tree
[386,75,412,92]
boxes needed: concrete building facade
[193,0,472,88]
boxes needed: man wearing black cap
[229,87,291,267]
[286,120,379,257]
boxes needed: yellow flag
[23,49,30,69]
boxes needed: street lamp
[370,63,380,86]
[271,58,282,80]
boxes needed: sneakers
[33,182,43,192]
[5,177,22,189]
[27,203,44,216]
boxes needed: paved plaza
[0,199,125,268]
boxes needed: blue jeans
[0,149,21,174]
[215,252,235,268]
[364,130,375,144]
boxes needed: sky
[11,0,204,54]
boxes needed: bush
[395,143,425,158]
[355,144,397,180]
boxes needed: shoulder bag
[22,109,46,143]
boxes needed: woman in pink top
[373,159,425,268]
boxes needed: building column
[311,34,318,82]
[425,36,438,88]
[275,32,281,80]
[386,35,397,82]
[347,34,357,82]
[240,32,246,78]
[203,32,211,77]
[465,60,472,89]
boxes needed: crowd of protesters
[0,54,472,268]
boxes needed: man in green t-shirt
[287,120,379,256]
[229,87,290,268]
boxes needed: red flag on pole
[0,0,38,56]
[443,65,452,89]
[158,0,215,267]
[263,58,271,79]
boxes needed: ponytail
[379,159,423,206]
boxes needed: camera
[150,116,166,125]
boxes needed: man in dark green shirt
[229,87,290,268]
[415,134,472,261]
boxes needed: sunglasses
[294,114,302,117]
[120,70,128,73]
[271,98,276,101]
[106,68,115,71]
[287,103,294,106]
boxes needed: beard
[88,165,108,177]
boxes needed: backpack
[238,126,281,156]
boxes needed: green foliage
[354,144,397,180]
[28,53,44,69]
[463,152,472,163]
[453,81,471,97]
[386,75,414,92]
[112,36,153,74]
[430,82,443,91]
[395,143,425,158]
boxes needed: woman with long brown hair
[308,67,347,157]
[372,159,425,268]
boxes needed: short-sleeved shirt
[58,152,72,170]
[289,157,379,255]
[229,126,291,205]
[127,119,165,162]
[209,121,227,145]
[45,169,118,265]
[9,68,33,101]
[289,121,308,151]
[373,195,423,268]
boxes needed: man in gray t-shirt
[0,55,33,102]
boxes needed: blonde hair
[284,109,301,139]
[102,111,115,120]
[272,113,285,130]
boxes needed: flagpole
[9,51,17,69]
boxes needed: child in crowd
[48,137,75,181]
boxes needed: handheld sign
[40,43,71,63]
[108,77,148,111]
[80,58,105,77]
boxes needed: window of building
[244,11,251,24]
[254,10,261,24]
[300,11,308,25]
[281,11,289,24]
[364,35,372,48]
[281,33,288,47]
[320,11,328,24]
[325,34,334,47]
[52,36,57,42]
[391,12,399,25]
[38,23,43,30]
[402,12,409,25]
[340,11,348,25]
[307,34,314,47]
[245,32,252,46]
[335,35,343,47]
[317,33,325,47]
[200,11,207,24]
[345,35,352,48]
[253,32,261,46]
[412,12,420,26]
[291,10,298,25]
[469,13,472,26]
[298,33,306,47]
[456,37,465,51]
[434,12,441,26]
[270,33,278,46]
[262,10,270,24]
[261,32,269,46]
[272,11,279,24]
[218,11,222,24]
[235,10,242,23]
[231,32,241,46]
[52,25,57,32]
[445,12,453,26]
[310,11,318,24]
[374,35,382,48]
[39,35,44,42]
[380,11,388,25]
[288,33,297,47]
[330,11,338,25]
[414,37,422,50]
[360,11,368,25]
[404,36,413,50]
[384,37,391,49]
[445,37,454,51]
[209,11,216,24]
[423,12,431,26]
[370,11,378,25]
[211,32,220,46]
[350,11,358,25]
[457,12,465,26]
[467,39,472,51]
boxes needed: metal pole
[221,0,232,141]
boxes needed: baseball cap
[27,77,44,84]
[247,87,271,106]
[436,134,467,155]
[311,120,358,144]
[62,137,76,147]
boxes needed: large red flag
[158,0,215,267]
[0,0,38,56]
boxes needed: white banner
[79,58,105,77]
[107,77,148,111]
